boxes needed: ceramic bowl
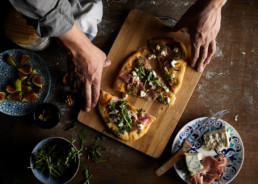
[30,137,80,184]
[33,103,61,129]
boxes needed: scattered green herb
[78,129,87,148]
[127,86,134,95]
[137,108,143,113]
[65,120,78,131]
[168,67,180,72]
[158,93,164,102]
[139,57,145,61]
[81,161,92,184]
[86,135,106,163]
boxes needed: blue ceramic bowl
[30,137,80,184]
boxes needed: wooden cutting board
[78,9,203,158]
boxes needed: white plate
[171,117,244,184]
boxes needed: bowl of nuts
[33,103,61,129]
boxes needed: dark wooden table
[0,0,257,184]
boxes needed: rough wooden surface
[78,9,202,158]
[0,0,257,184]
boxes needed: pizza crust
[171,59,187,94]
[98,90,156,141]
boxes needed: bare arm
[58,23,110,112]
[174,0,227,72]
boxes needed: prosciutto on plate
[191,154,228,184]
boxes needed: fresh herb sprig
[86,135,106,163]
[81,161,92,184]
[65,120,78,131]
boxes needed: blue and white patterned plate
[171,117,244,184]
[0,49,51,116]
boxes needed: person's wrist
[58,23,92,54]
[201,0,227,9]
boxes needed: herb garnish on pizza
[114,51,176,105]
[98,91,156,141]
[149,38,187,94]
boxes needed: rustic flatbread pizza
[98,90,156,141]
[149,38,187,94]
[114,51,176,105]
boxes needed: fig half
[23,92,38,102]
[22,84,33,93]
[7,91,22,101]
[32,74,42,88]
[18,71,28,81]
[33,85,43,93]
[0,92,6,102]
[18,65,33,75]
[20,54,30,65]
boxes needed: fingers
[196,45,208,72]
[84,79,92,112]
[103,59,111,68]
[91,80,101,108]
[204,40,216,64]
[190,40,201,68]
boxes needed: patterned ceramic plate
[0,49,51,116]
[171,117,244,184]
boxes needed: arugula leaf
[139,57,145,61]
[127,86,134,94]
[78,129,87,148]
[81,162,92,184]
[108,100,116,112]
[86,135,106,163]
[137,108,143,113]
[65,120,78,131]
[158,93,164,102]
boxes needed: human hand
[59,23,111,112]
[173,0,227,72]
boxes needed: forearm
[58,23,92,58]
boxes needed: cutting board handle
[155,140,191,176]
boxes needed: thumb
[103,59,111,68]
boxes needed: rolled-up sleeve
[9,0,74,37]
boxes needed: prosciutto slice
[138,112,151,124]
[119,73,132,83]
[144,90,158,100]
[191,154,228,184]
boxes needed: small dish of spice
[33,103,61,129]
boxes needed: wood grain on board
[78,9,204,158]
